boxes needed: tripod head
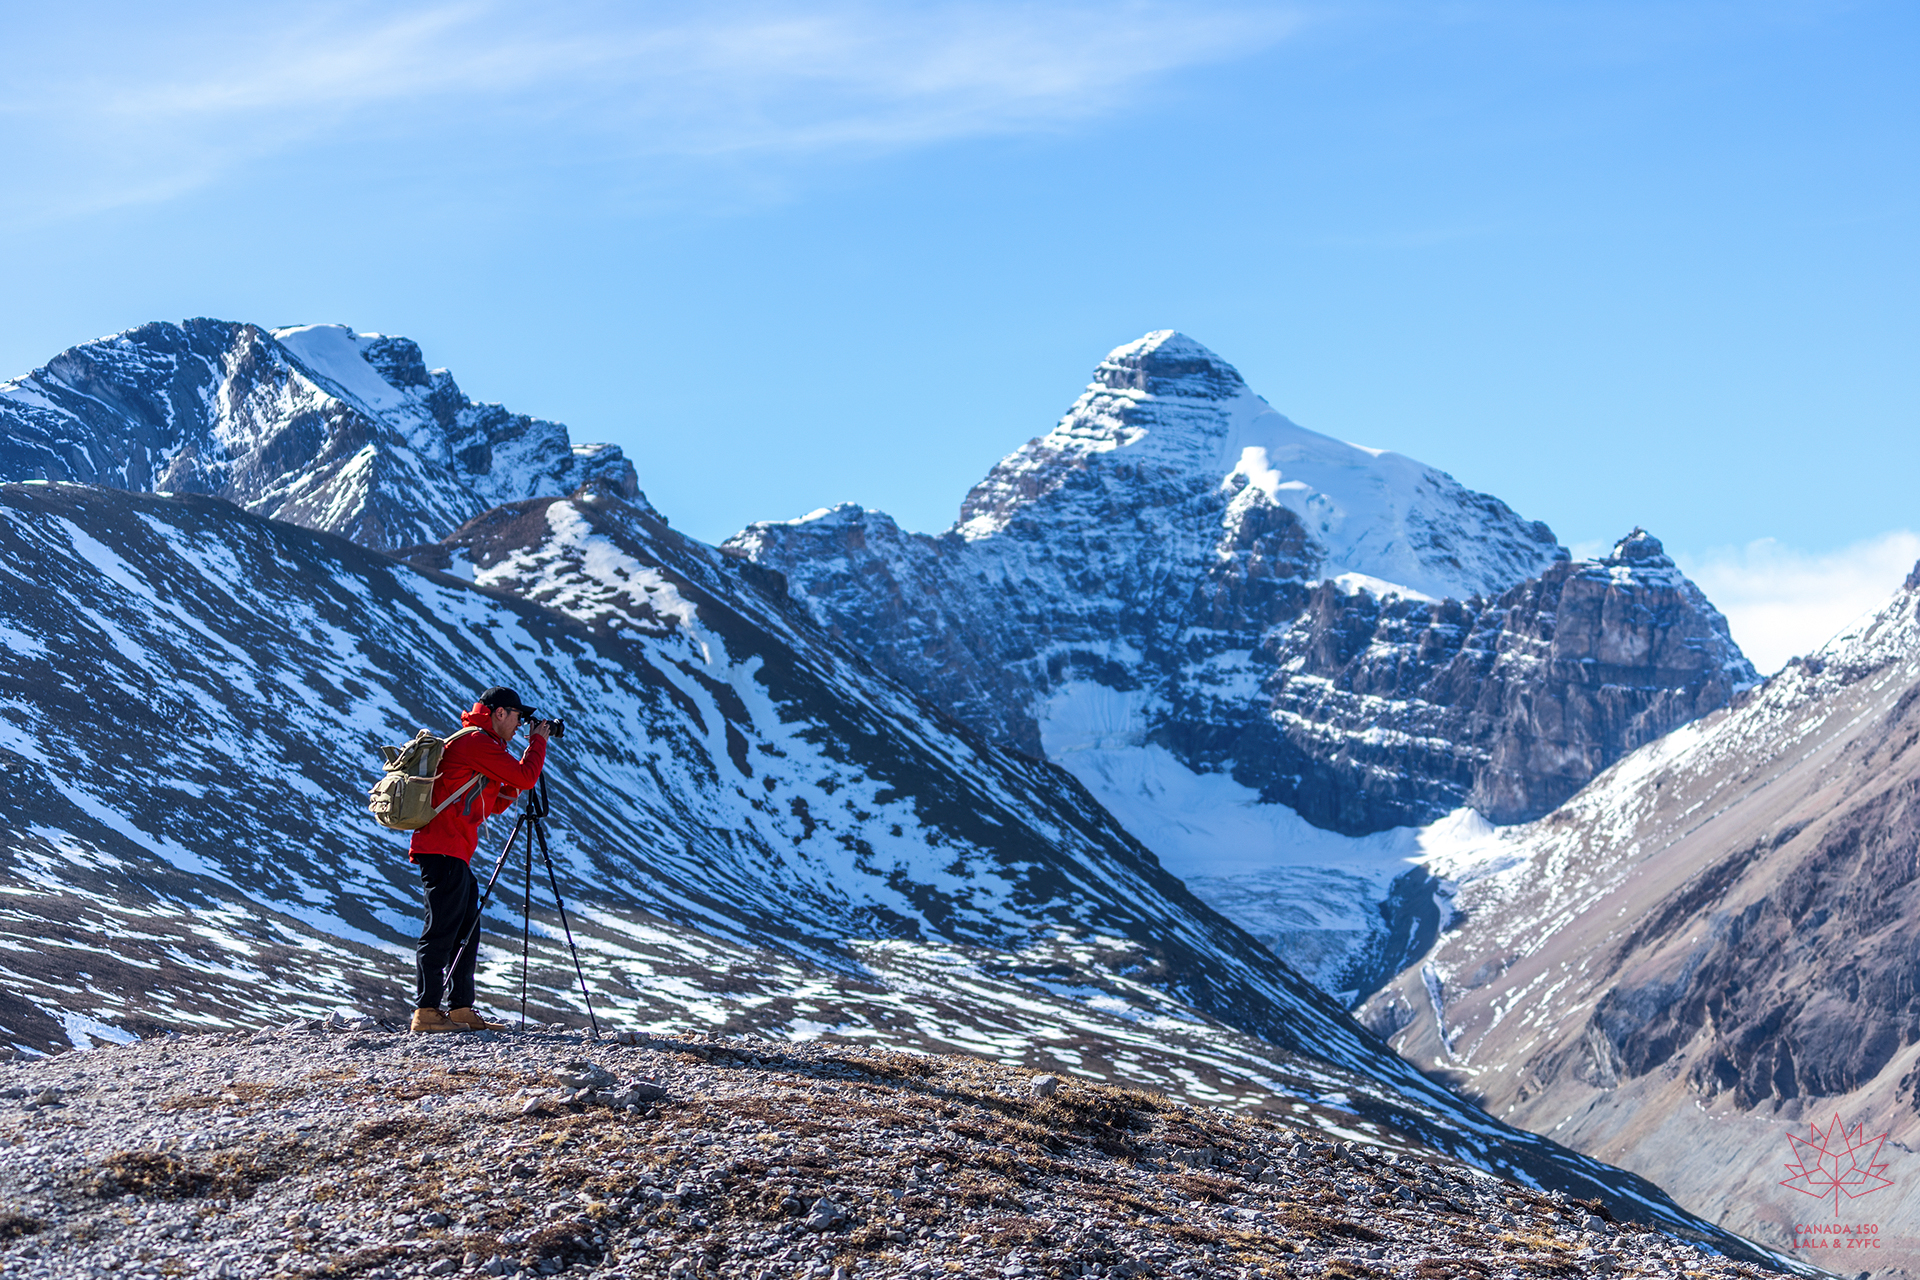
[526,774,551,820]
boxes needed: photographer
[408,686,554,1033]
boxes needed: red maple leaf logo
[1780,1114,1893,1216]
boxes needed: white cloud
[1676,531,1920,676]
[0,1,1301,223]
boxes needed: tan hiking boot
[447,1007,506,1032]
[409,1007,469,1033]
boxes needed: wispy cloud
[1676,530,1920,675]
[0,1,1300,223]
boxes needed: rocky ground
[0,1023,1805,1280]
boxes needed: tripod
[445,776,600,1035]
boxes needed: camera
[530,714,566,740]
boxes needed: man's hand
[530,720,552,740]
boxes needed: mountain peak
[951,331,1562,603]
[1093,330,1249,400]
[1606,527,1670,566]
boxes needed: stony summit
[1,1026,1777,1280]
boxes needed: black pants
[414,854,481,1010]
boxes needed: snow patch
[55,1008,141,1050]
[271,325,409,415]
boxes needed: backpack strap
[423,725,491,820]
[428,773,484,820]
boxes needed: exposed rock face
[0,319,637,549]
[1356,565,1920,1261]
[1242,530,1758,831]
[729,332,1753,836]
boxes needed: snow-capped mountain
[728,332,1754,995]
[728,331,1566,765]
[0,478,1784,1259]
[0,320,636,549]
[728,334,1750,833]
[1355,562,1920,1261]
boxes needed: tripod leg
[532,816,601,1037]
[441,814,529,1000]
[520,818,535,1032]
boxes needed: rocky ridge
[0,1027,1804,1280]
[0,320,637,549]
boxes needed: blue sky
[1,1,1913,669]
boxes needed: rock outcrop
[0,319,637,549]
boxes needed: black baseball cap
[477,686,537,715]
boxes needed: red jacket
[409,704,549,864]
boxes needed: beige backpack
[367,726,486,831]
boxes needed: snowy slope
[0,479,1788,1257]
[0,320,636,549]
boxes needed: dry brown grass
[162,1080,299,1111]
[88,1148,290,1201]
[948,1173,1020,1210]
[817,1051,942,1082]
[981,1215,1049,1248]
[349,1114,429,1142]
[1497,1228,1572,1254]
[1158,1221,1235,1247]
[788,1054,1172,1160]
[304,1235,475,1279]
[1273,1205,1385,1244]
[1163,1171,1241,1204]
[1075,1184,1162,1217]
[1413,1256,1494,1278]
